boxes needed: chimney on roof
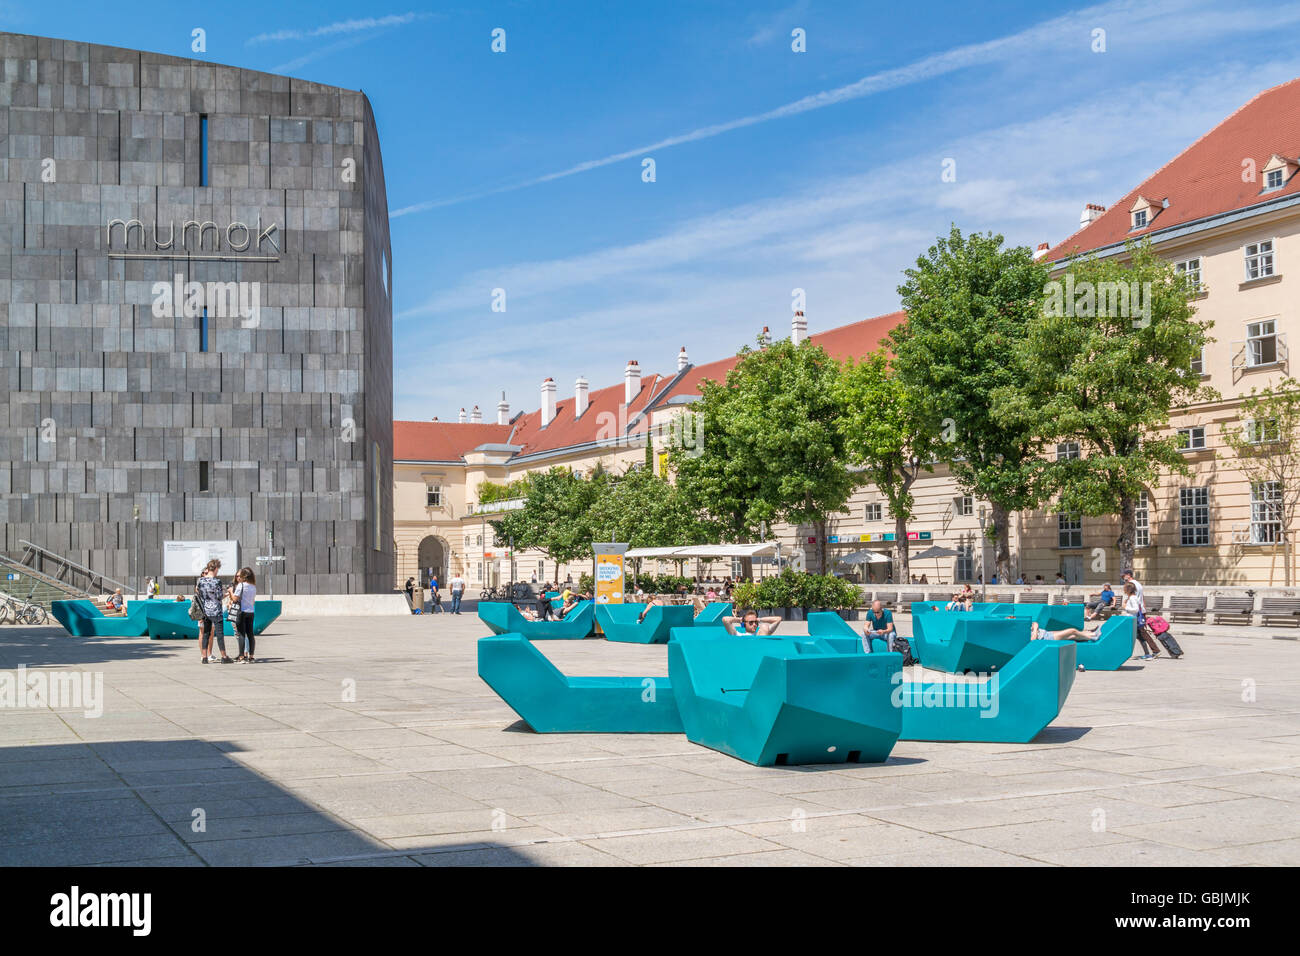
[541,378,557,427]
[677,346,689,372]
[1079,203,1106,228]
[431,416,438,422]
[458,407,467,424]
[1033,242,1050,260]
[575,375,589,417]
[470,404,482,423]
[497,391,509,425]
[624,360,641,405]
[791,310,807,345]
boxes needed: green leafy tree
[837,351,944,585]
[673,336,859,574]
[1219,380,1300,584]
[892,226,1052,582]
[586,466,703,552]
[996,242,1214,574]
[491,467,607,567]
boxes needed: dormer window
[1129,195,1161,231]
[1261,154,1297,193]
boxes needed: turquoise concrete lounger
[692,602,732,626]
[806,611,886,651]
[666,628,902,766]
[911,602,1084,632]
[477,600,594,639]
[477,634,683,733]
[51,600,150,637]
[896,640,1077,742]
[1069,614,1136,670]
[143,600,283,639]
[910,612,1034,673]
[595,603,696,643]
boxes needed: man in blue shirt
[1085,582,1116,620]
[862,599,895,653]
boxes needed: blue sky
[9,0,1300,420]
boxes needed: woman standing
[230,567,258,663]
[196,560,230,664]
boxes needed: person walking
[196,559,230,664]
[449,572,466,614]
[229,567,258,663]
[430,578,442,613]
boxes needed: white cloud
[248,13,430,45]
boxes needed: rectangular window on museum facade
[1179,487,1210,546]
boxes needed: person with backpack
[195,559,230,664]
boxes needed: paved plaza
[1,610,1298,867]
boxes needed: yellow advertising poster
[592,542,628,606]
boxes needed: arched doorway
[417,535,447,587]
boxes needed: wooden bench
[898,592,924,611]
[1061,592,1085,605]
[1259,597,1300,626]
[993,592,1015,603]
[1166,595,1207,624]
[1019,592,1049,604]
[1211,595,1254,625]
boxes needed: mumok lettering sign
[105,212,281,260]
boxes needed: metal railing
[17,539,129,597]
[0,556,86,609]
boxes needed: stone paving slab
[0,613,1297,866]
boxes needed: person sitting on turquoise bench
[637,596,663,624]
[556,593,589,620]
[862,599,895,652]
[722,609,781,636]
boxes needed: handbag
[188,594,205,621]
[227,584,243,622]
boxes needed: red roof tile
[394,421,512,461]
[659,311,904,399]
[506,374,664,457]
[1046,77,1300,261]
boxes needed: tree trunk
[1116,496,1136,577]
[741,556,754,581]
[991,502,1013,584]
[895,512,910,584]
[813,518,828,575]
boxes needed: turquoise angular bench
[896,640,1077,742]
[912,602,1084,632]
[51,600,150,637]
[692,602,732,626]
[596,603,696,643]
[910,612,1034,673]
[1068,614,1135,670]
[806,611,885,651]
[666,627,901,766]
[143,600,282,640]
[477,600,594,639]
[477,634,683,733]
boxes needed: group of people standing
[195,559,258,664]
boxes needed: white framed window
[1244,240,1274,280]
[1132,209,1148,230]
[1057,513,1082,549]
[1190,348,1205,375]
[1056,442,1080,461]
[426,484,442,507]
[476,534,483,546]
[1251,481,1283,543]
[1247,418,1281,444]
[956,495,974,517]
[864,503,883,522]
[1247,319,1279,366]
[1175,257,1202,293]
[1266,168,1285,190]
[956,546,974,582]
[1179,487,1210,546]
[1135,491,1150,548]
[1177,426,1206,451]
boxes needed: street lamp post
[133,505,140,597]
[978,505,989,602]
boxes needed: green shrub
[578,572,594,594]
[731,582,760,609]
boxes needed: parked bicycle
[0,596,48,625]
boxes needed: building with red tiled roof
[1026,77,1300,586]
[394,310,904,588]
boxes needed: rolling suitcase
[1146,615,1184,658]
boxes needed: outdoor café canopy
[623,543,779,560]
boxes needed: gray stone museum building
[0,32,395,593]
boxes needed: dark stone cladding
[0,32,394,593]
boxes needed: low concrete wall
[273,594,412,617]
